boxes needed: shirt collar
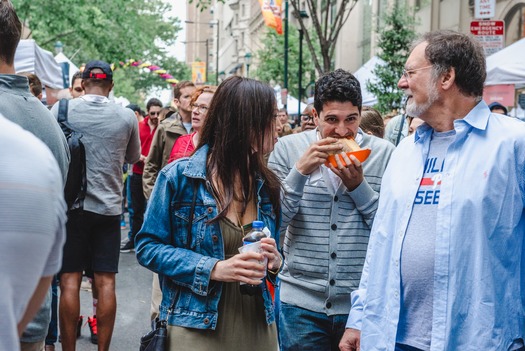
[182,144,265,190]
[457,100,490,131]
[0,74,31,95]
[80,94,110,103]
[414,101,490,143]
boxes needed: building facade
[336,0,525,73]
[185,3,214,82]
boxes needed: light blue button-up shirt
[347,101,525,350]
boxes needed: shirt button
[395,259,399,267]
[331,224,337,230]
[329,279,335,286]
[334,196,339,202]
[207,207,213,213]
[212,235,218,242]
[394,290,399,298]
[326,302,332,309]
[331,252,337,259]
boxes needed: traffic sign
[475,0,495,19]
[470,20,505,56]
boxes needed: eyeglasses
[149,111,160,116]
[401,65,433,80]
[191,104,209,114]
[300,114,314,122]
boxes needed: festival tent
[353,55,386,106]
[274,85,307,115]
[485,37,525,88]
[14,39,63,89]
[55,52,80,82]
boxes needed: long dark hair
[197,76,281,220]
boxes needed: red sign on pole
[470,20,505,56]
[483,84,515,107]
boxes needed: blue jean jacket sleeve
[135,169,219,296]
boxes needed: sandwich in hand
[325,137,371,168]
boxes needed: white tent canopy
[274,85,307,115]
[55,52,80,82]
[14,39,64,89]
[353,55,385,106]
[485,37,525,88]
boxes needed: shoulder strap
[186,179,198,250]
[395,114,406,146]
[57,99,69,123]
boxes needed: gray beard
[405,81,439,117]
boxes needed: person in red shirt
[121,98,161,252]
[168,86,217,163]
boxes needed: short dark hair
[146,98,163,112]
[278,108,288,115]
[173,81,195,99]
[71,71,82,86]
[417,30,486,98]
[18,72,42,97]
[314,69,362,114]
[360,106,385,138]
[0,0,22,65]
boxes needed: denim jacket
[135,145,280,329]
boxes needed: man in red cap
[51,60,141,350]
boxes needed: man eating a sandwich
[268,69,395,351]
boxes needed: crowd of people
[2,0,525,350]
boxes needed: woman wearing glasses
[168,86,217,162]
[136,76,282,350]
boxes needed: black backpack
[57,99,87,211]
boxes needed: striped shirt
[268,128,394,315]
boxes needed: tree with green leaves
[367,4,417,114]
[11,0,190,103]
[192,0,359,75]
[254,27,319,98]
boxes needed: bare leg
[93,272,116,351]
[59,272,82,351]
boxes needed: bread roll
[340,138,360,152]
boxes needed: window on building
[241,4,245,17]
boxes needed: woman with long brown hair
[136,76,282,350]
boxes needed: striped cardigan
[268,129,394,315]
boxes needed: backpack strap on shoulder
[57,99,69,123]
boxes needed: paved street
[55,224,153,350]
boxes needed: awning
[14,39,64,89]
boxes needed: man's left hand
[328,153,364,191]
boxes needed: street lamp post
[283,0,289,110]
[297,10,309,116]
[244,52,252,78]
[186,20,220,85]
[54,41,63,55]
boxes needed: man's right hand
[296,137,342,175]
[339,328,361,351]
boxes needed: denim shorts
[278,302,347,351]
[60,209,121,273]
